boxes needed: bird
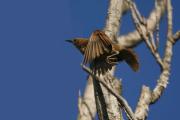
[66,30,139,75]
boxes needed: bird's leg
[106,51,119,65]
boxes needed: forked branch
[81,64,136,120]
[76,0,179,120]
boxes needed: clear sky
[0,0,179,120]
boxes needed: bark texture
[76,0,179,120]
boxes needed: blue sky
[0,0,179,120]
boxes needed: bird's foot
[106,56,118,65]
[106,51,119,65]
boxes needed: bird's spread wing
[117,48,139,72]
[90,54,113,75]
[83,30,113,64]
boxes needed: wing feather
[83,30,113,64]
[98,31,112,48]
[94,41,99,57]
[88,42,93,63]
[117,48,139,72]
[83,45,88,64]
[97,40,103,55]
[92,41,95,60]
[84,41,92,64]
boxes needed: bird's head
[66,38,88,54]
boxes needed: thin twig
[78,90,94,120]
[81,64,137,120]
[149,32,157,51]
[127,0,164,68]
[155,0,160,49]
[77,76,96,120]
[117,0,166,48]
[172,31,180,44]
[167,0,173,39]
[134,0,178,119]
[151,0,174,103]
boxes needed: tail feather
[117,48,139,72]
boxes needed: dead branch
[128,0,164,69]
[77,1,131,118]
[76,0,179,120]
[172,31,180,43]
[81,64,136,120]
[77,76,96,120]
[78,0,124,120]
[117,0,166,48]
[132,0,178,119]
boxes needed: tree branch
[117,0,166,48]
[78,0,125,120]
[77,76,96,120]
[134,0,178,119]
[134,86,152,120]
[152,0,173,102]
[127,0,164,69]
[172,31,180,44]
[76,0,179,120]
[96,0,124,119]
[81,64,137,120]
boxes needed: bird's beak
[65,39,73,43]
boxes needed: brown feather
[95,41,99,57]
[117,48,139,72]
[92,41,96,60]
[83,30,113,64]
[67,31,139,75]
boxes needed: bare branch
[152,0,173,102]
[78,90,94,120]
[135,86,152,120]
[134,0,178,119]
[167,0,173,38]
[76,0,179,120]
[173,31,180,43]
[148,31,164,68]
[77,77,96,120]
[97,0,125,120]
[155,24,160,49]
[104,0,123,39]
[127,0,164,68]
[78,0,125,119]
[155,0,160,49]
[117,0,166,48]
[81,64,136,120]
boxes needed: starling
[66,30,139,75]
